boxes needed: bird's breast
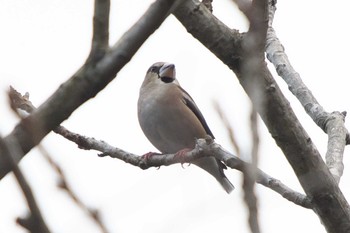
[138,88,207,154]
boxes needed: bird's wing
[178,86,215,139]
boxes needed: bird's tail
[193,157,234,194]
[218,176,235,194]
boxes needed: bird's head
[142,62,178,89]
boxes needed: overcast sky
[1,0,350,233]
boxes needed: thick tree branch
[8,87,312,209]
[0,0,183,180]
[265,0,347,184]
[173,1,350,232]
[201,0,213,12]
[88,0,111,62]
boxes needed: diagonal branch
[38,145,110,233]
[173,1,350,232]
[60,126,313,209]
[9,87,110,233]
[0,0,184,181]
[265,0,347,184]
[8,86,312,209]
[213,101,241,155]
[0,135,50,233]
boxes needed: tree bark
[174,1,350,232]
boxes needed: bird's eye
[148,66,159,73]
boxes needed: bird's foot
[141,152,162,160]
[174,148,192,168]
[140,152,162,169]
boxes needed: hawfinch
[138,62,234,193]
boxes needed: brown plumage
[138,62,234,193]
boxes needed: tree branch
[213,101,241,155]
[88,0,111,62]
[243,108,261,233]
[239,0,268,231]
[8,87,109,232]
[265,0,347,184]
[0,0,184,180]
[173,1,350,232]
[63,127,313,209]
[201,0,213,12]
[8,86,312,209]
[38,145,110,233]
[0,135,50,233]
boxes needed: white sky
[0,0,350,233]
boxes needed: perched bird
[137,62,234,193]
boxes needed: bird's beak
[159,63,176,80]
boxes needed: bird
[137,62,234,193]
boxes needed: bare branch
[58,124,312,208]
[173,1,350,231]
[265,0,347,183]
[213,101,241,155]
[213,102,310,208]
[242,108,260,233]
[88,0,111,62]
[325,112,347,183]
[0,136,50,233]
[8,86,35,114]
[38,145,110,233]
[0,0,185,180]
[239,0,268,230]
[9,86,312,209]
[8,87,109,232]
[66,128,313,209]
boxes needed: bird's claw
[141,151,161,160]
[141,152,162,169]
[174,148,192,168]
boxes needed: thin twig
[38,145,110,233]
[8,87,109,233]
[213,100,241,155]
[265,0,347,183]
[0,135,50,233]
[242,107,260,233]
